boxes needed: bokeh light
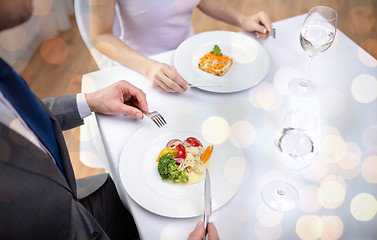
[320,133,347,164]
[229,121,256,148]
[201,116,230,144]
[350,193,377,221]
[303,157,329,182]
[362,125,377,152]
[0,26,26,51]
[296,215,323,240]
[351,74,377,103]
[337,142,361,170]
[361,156,377,183]
[31,0,53,16]
[298,185,321,213]
[36,12,61,38]
[358,41,377,67]
[318,176,346,209]
[320,216,343,239]
[249,82,282,110]
[40,37,68,64]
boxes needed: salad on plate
[157,137,214,185]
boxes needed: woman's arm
[197,0,273,39]
[89,0,189,92]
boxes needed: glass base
[261,180,299,212]
[289,78,316,97]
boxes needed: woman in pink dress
[89,0,273,93]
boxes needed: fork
[146,111,167,127]
[268,28,276,38]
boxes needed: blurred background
[0,0,375,178]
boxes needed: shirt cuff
[76,93,92,119]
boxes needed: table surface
[81,14,377,240]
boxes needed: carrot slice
[201,145,214,163]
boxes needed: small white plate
[119,120,245,218]
[174,31,270,93]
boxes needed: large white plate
[119,120,245,218]
[174,31,270,93]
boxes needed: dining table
[80,14,377,240]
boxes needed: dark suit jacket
[0,95,109,240]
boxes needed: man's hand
[188,221,219,240]
[85,80,149,120]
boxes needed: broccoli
[158,154,188,183]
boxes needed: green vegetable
[157,154,188,183]
[210,45,223,56]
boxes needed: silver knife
[203,169,212,240]
[189,84,222,88]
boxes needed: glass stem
[299,55,314,87]
[276,181,288,197]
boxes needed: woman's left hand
[240,11,273,40]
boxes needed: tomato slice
[185,137,203,147]
[176,144,186,159]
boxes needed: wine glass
[262,110,321,212]
[289,6,338,97]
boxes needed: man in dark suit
[0,0,219,239]
[0,0,146,239]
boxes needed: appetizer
[157,137,214,184]
[198,45,233,76]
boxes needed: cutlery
[189,84,222,88]
[268,28,276,38]
[203,169,212,240]
[146,111,167,127]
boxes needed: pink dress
[116,0,201,56]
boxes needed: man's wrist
[76,93,92,119]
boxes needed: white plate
[174,31,270,93]
[119,120,245,218]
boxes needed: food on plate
[198,45,233,76]
[157,137,213,184]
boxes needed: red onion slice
[166,139,183,148]
[172,158,185,164]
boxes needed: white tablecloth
[81,14,377,240]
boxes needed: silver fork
[146,111,167,127]
[268,28,276,38]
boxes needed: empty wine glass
[289,6,338,97]
[262,110,321,212]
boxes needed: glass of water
[261,110,321,212]
[289,6,338,97]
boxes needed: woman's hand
[85,80,149,120]
[240,11,273,40]
[146,60,190,93]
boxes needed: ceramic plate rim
[173,30,270,93]
[119,121,246,218]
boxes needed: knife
[203,169,212,240]
[189,84,222,88]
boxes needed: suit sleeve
[42,94,84,130]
